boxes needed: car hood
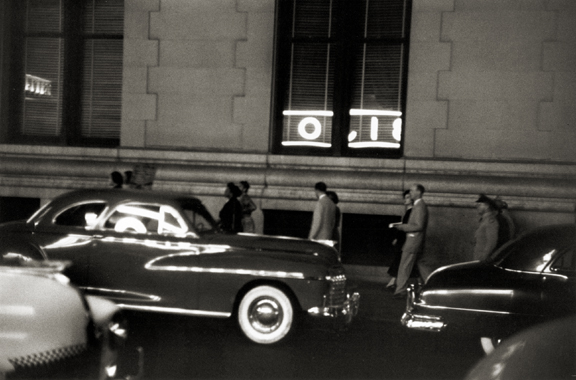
[201,232,340,265]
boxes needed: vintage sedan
[0,188,359,345]
[401,224,575,354]
[0,258,141,379]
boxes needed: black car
[465,315,576,380]
[401,224,575,353]
[0,188,359,345]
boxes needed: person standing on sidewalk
[308,182,336,241]
[386,189,417,290]
[392,184,429,299]
[473,194,500,261]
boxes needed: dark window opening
[263,209,399,266]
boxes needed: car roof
[49,188,203,207]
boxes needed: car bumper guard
[308,291,360,323]
[401,284,447,332]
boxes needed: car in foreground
[0,188,359,345]
[465,315,575,380]
[0,258,141,379]
[401,223,575,354]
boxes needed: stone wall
[406,0,576,161]
[121,0,274,152]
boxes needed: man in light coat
[308,182,336,241]
[473,194,500,261]
[392,184,430,298]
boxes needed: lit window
[5,0,124,146]
[272,0,411,157]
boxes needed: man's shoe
[393,291,407,299]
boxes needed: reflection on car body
[465,315,576,380]
[0,189,359,345]
[401,224,575,354]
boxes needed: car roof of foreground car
[27,188,216,227]
[48,188,204,207]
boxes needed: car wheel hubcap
[248,297,283,334]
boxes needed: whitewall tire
[238,285,294,345]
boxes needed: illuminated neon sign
[282,110,333,148]
[25,74,52,98]
[282,109,402,149]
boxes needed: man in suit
[308,182,336,241]
[392,183,430,298]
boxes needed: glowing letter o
[298,117,322,140]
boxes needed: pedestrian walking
[326,191,341,254]
[219,182,243,233]
[391,184,429,299]
[494,197,515,241]
[386,189,419,290]
[308,182,336,241]
[110,171,123,188]
[239,181,257,233]
[473,194,500,261]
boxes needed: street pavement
[345,265,419,324]
[120,267,485,379]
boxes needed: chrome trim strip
[145,254,306,280]
[415,303,512,315]
[80,287,161,302]
[117,304,231,318]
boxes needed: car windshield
[488,226,574,272]
[178,198,218,233]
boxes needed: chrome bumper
[308,292,360,323]
[401,284,446,332]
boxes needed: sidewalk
[344,265,415,323]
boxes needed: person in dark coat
[219,182,243,233]
[326,191,341,254]
[110,171,123,188]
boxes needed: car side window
[495,229,573,273]
[159,206,188,235]
[104,204,161,234]
[54,202,107,228]
[549,248,575,274]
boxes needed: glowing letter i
[370,117,378,141]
